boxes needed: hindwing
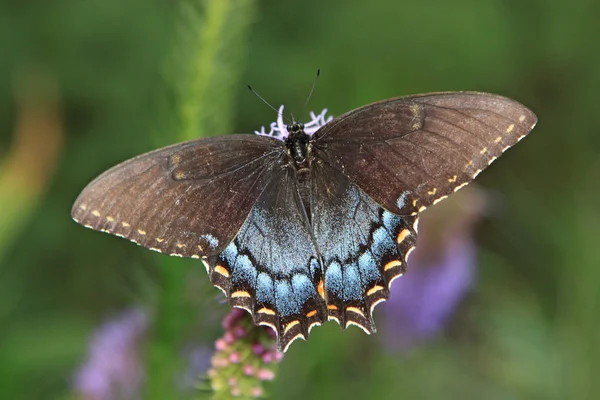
[208,168,327,351]
[311,161,418,333]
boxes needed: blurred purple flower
[381,187,486,350]
[73,308,148,400]
[179,345,212,391]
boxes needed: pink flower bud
[228,352,241,364]
[211,355,228,368]
[215,338,228,351]
[257,368,275,381]
[243,364,254,376]
[251,343,264,355]
[223,331,236,344]
[251,386,263,397]
[261,352,273,363]
[233,326,246,339]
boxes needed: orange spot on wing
[214,265,230,278]
[384,260,402,271]
[396,229,410,244]
[366,285,384,296]
[257,307,275,315]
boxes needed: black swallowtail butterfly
[72,92,537,351]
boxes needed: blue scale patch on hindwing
[342,262,363,301]
[358,251,380,284]
[382,210,401,232]
[275,280,300,316]
[221,242,238,266]
[232,254,257,287]
[371,226,397,260]
[292,274,317,306]
[324,261,343,295]
[256,272,275,304]
[396,191,410,210]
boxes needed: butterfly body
[284,122,313,168]
[72,92,537,351]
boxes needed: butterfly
[72,92,537,351]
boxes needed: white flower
[254,106,333,141]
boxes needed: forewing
[311,160,418,333]
[71,135,282,258]
[207,168,327,352]
[314,92,537,215]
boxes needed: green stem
[181,0,229,140]
[146,0,256,398]
[178,0,256,141]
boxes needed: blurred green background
[1,0,599,399]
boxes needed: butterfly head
[286,121,304,134]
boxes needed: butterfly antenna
[302,69,320,111]
[247,85,291,123]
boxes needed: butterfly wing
[71,135,282,258]
[311,160,417,333]
[313,92,537,215]
[208,167,327,351]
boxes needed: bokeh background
[1,0,599,399]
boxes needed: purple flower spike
[207,309,284,397]
[73,308,148,400]
[222,308,245,330]
[381,187,486,350]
